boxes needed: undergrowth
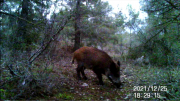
[128,65,180,100]
[0,61,57,100]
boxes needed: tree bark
[15,0,29,50]
[74,0,81,51]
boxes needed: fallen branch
[7,64,21,77]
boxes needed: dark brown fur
[72,46,121,88]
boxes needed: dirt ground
[46,47,134,100]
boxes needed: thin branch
[0,11,35,25]
[143,28,164,46]
[29,14,72,63]
[7,64,20,77]
[159,7,173,15]
[164,0,180,10]
[144,5,170,14]
[151,13,180,30]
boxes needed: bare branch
[164,0,180,10]
[7,64,20,77]
[0,11,35,25]
[29,14,72,63]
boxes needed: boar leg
[97,74,104,85]
[94,70,104,85]
[76,63,83,80]
[81,67,88,80]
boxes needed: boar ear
[110,62,116,72]
[117,61,121,66]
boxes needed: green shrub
[131,65,180,100]
[56,93,73,100]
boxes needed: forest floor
[1,42,179,100]
[49,61,130,100]
[33,45,179,100]
[41,46,136,100]
[1,45,179,100]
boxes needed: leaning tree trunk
[74,0,81,51]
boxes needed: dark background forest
[0,0,179,100]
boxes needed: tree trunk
[74,0,81,51]
[15,0,29,50]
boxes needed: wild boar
[72,46,122,88]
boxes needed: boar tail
[72,57,75,64]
